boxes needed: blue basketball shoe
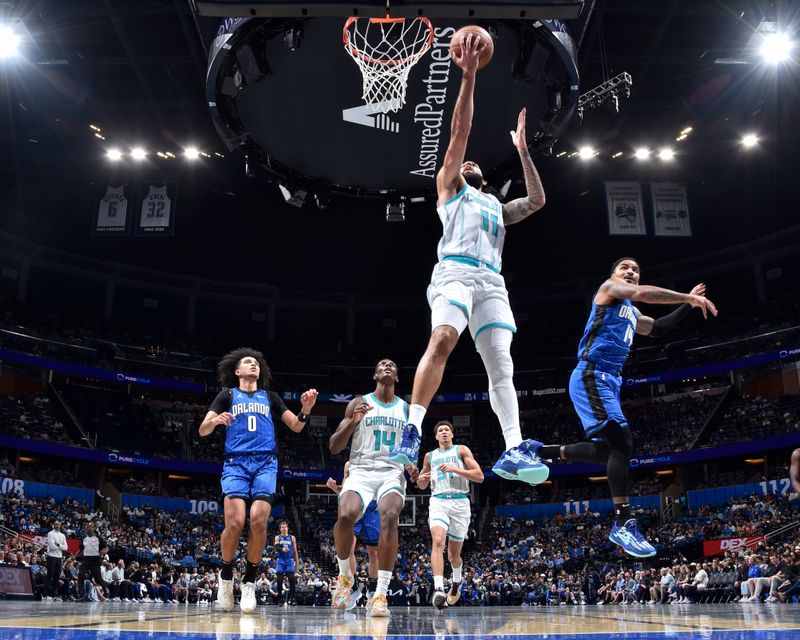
[491,439,550,485]
[608,519,656,558]
[387,424,421,466]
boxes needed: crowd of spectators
[0,394,70,444]
[709,394,800,446]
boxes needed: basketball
[450,25,494,70]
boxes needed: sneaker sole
[609,539,656,559]
[388,453,415,465]
[432,595,447,610]
[446,594,461,606]
[491,464,550,485]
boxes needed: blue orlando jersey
[276,534,294,560]
[577,298,639,371]
[225,388,277,456]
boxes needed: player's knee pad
[600,420,633,459]
[475,327,514,385]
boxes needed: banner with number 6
[92,183,132,236]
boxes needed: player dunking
[388,33,548,485]
[535,259,717,557]
[328,358,417,617]
[416,421,483,609]
[274,521,299,606]
[199,348,318,613]
[327,462,380,608]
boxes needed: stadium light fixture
[184,146,200,160]
[578,145,596,160]
[741,133,759,148]
[658,147,675,161]
[612,151,623,158]
[760,32,793,64]
[634,147,651,160]
[106,148,123,161]
[130,147,146,161]
[0,24,21,59]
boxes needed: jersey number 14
[372,430,396,452]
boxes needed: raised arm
[436,34,484,203]
[328,397,372,455]
[416,452,432,490]
[636,283,708,336]
[597,276,717,318]
[791,449,800,495]
[438,445,484,483]
[280,389,319,433]
[502,108,546,225]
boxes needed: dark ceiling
[0,0,798,298]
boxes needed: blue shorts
[220,453,278,502]
[275,560,295,574]
[569,361,628,438]
[354,501,380,546]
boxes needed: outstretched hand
[687,294,718,319]
[689,283,706,297]
[452,33,484,74]
[509,107,527,152]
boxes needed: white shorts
[340,465,406,518]
[428,496,471,541]
[427,260,516,341]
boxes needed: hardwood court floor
[2,601,800,640]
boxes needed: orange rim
[343,16,434,67]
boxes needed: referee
[77,522,108,601]
[45,520,68,600]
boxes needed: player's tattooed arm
[502,108,546,225]
[599,278,717,318]
[329,398,372,455]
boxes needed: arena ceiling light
[634,147,651,160]
[184,146,200,160]
[0,24,21,59]
[741,133,759,148]
[106,148,123,161]
[130,147,147,161]
[658,147,675,161]
[760,32,793,64]
[577,145,596,160]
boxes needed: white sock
[476,328,521,450]
[375,570,392,597]
[407,404,426,435]
[337,556,352,579]
[452,563,463,583]
[434,575,444,590]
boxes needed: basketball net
[343,9,433,113]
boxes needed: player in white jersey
[328,359,417,617]
[416,421,483,609]
[389,33,549,487]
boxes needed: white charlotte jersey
[436,184,506,272]
[429,445,470,495]
[349,392,408,473]
[97,186,128,226]
[140,185,172,227]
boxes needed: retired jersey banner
[92,184,131,236]
[604,181,646,235]
[134,183,177,236]
[651,182,691,237]
[703,536,765,556]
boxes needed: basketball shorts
[353,500,380,545]
[220,453,277,502]
[340,466,406,517]
[568,361,628,438]
[428,496,471,541]
[275,559,295,574]
[427,260,516,340]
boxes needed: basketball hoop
[343,10,433,113]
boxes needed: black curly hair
[610,256,640,275]
[217,347,271,389]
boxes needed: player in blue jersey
[536,258,717,557]
[388,32,548,487]
[199,347,318,613]
[273,521,299,605]
[327,461,380,608]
